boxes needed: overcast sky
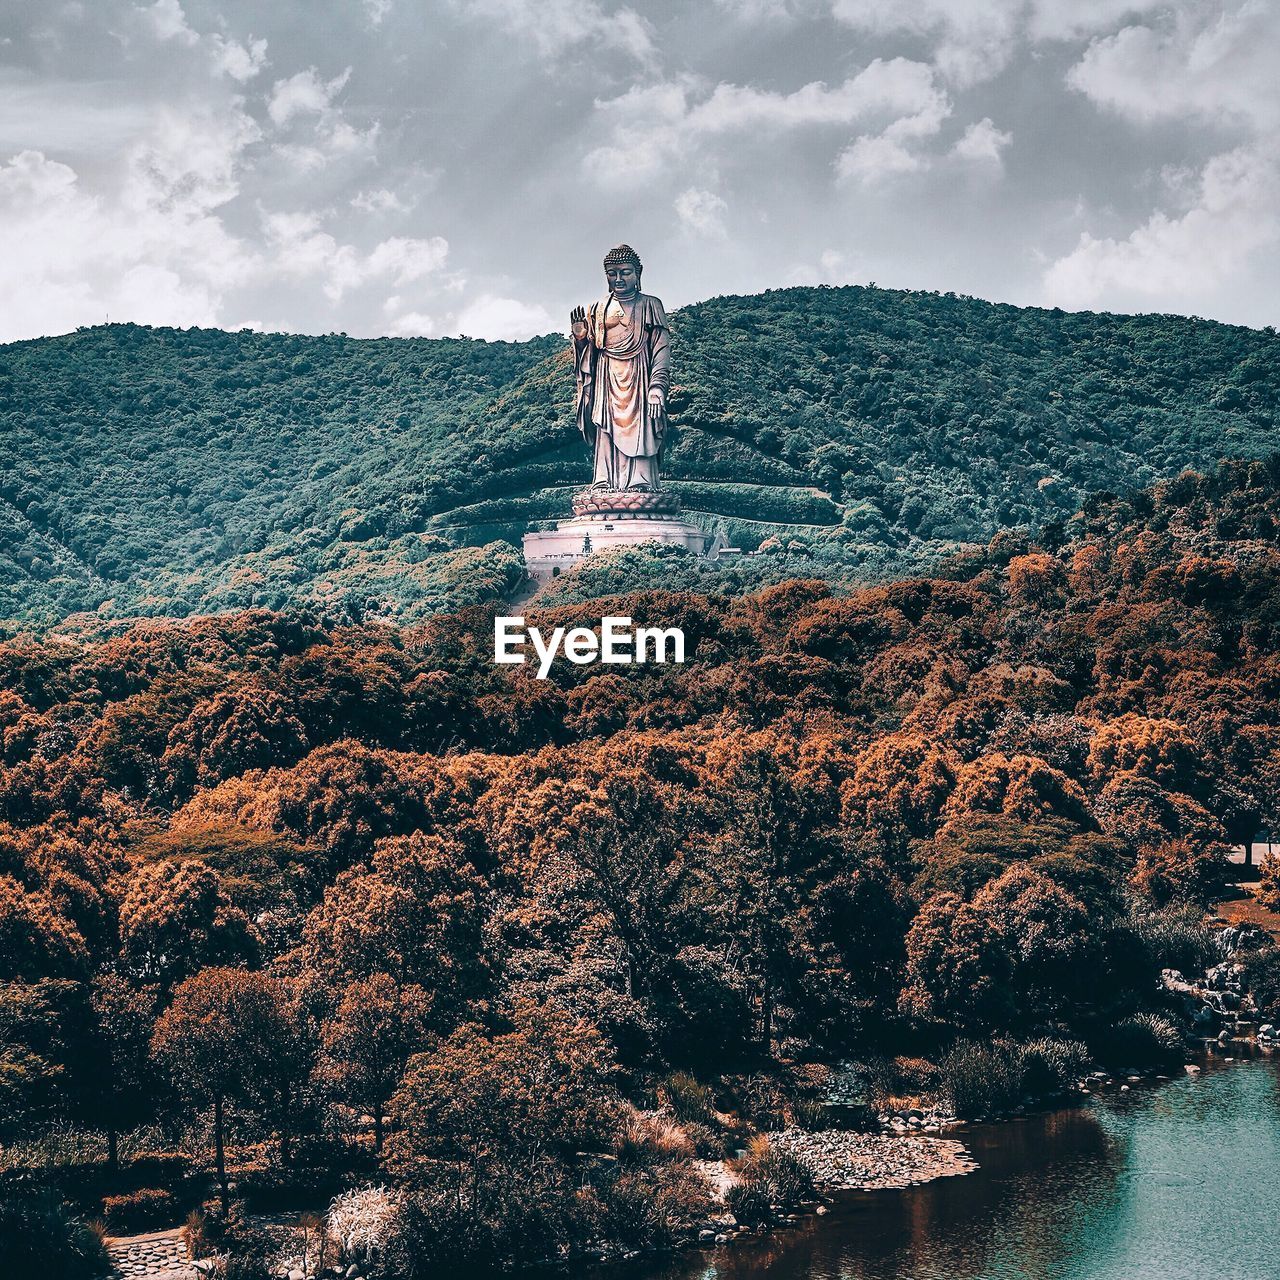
[1,0,1277,342]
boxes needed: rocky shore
[769,1129,978,1190]
[1163,921,1274,1047]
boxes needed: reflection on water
[602,1055,1280,1280]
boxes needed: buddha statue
[569,244,671,491]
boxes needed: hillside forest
[6,459,1280,1275]
[2,285,1279,629]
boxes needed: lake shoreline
[581,1053,1280,1280]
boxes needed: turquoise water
[605,1055,1280,1280]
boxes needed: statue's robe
[574,292,670,489]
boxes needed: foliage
[1129,841,1229,908]
[101,1187,178,1233]
[3,451,1280,1267]
[1128,905,1218,976]
[1239,947,1280,1022]
[326,1185,401,1264]
[4,289,1280,627]
[1018,1039,1091,1096]
[726,1135,814,1223]
[939,1041,1029,1118]
[661,1072,717,1127]
[1098,1013,1185,1070]
[0,1185,108,1280]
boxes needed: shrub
[662,1072,717,1126]
[1240,946,1280,1021]
[234,1163,346,1213]
[125,1151,193,1195]
[726,1134,815,1222]
[939,1040,1026,1118]
[273,1211,335,1280]
[378,1165,587,1276]
[1130,841,1228,909]
[791,1098,831,1131]
[1019,1038,1090,1095]
[0,1186,109,1280]
[1257,854,1280,910]
[326,1186,400,1264]
[102,1188,179,1233]
[733,1074,790,1132]
[681,1121,729,1158]
[182,1210,212,1260]
[613,1116,693,1167]
[865,1055,943,1108]
[186,1204,271,1260]
[217,1253,274,1280]
[724,1177,772,1226]
[1129,904,1217,975]
[1099,1013,1184,1070]
[594,1162,712,1251]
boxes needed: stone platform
[523,488,714,575]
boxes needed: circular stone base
[571,487,680,518]
[524,515,714,572]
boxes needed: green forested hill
[2,285,1276,628]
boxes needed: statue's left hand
[647,388,665,422]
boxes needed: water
[604,1054,1280,1280]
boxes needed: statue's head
[603,243,642,298]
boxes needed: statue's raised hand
[570,305,588,341]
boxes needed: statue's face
[606,263,639,298]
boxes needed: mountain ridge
[2,283,1276,629]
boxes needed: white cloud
[953,117,1012,167]
[386,310,435,336]
[586,58,948,188]
[267,67,377,168]
[1068,2,1280,131]
[452,294,555,341]
[1042,144,1280,308]
[837,134,924,183]
[352,186,413,214]
[1045,4,1280,316]
[829,0,1171,87]
[211,34,269,83]
[263,211,448,301]
[268,67,352,127]
[691,58,945,133]
[455,0,655,65]
[784,247,860,286]
[830,0,1021,87]
[833,65,953,184]
[0,111,261,342]
[136,0,198,46]
[135,1,267,82]
[364,0,394,25]
[713,0,808,18]
[674,187,728,237]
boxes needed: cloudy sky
[1,0,1278,342]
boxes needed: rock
[346,1267,361,1279]
[1120,1085,1130,1092]
[1185,1064,1201,1073]
[289,1270,306,1280]
[715,1234,729,1245]
[698,1230,715,1242]
[815,1205,828,1215]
